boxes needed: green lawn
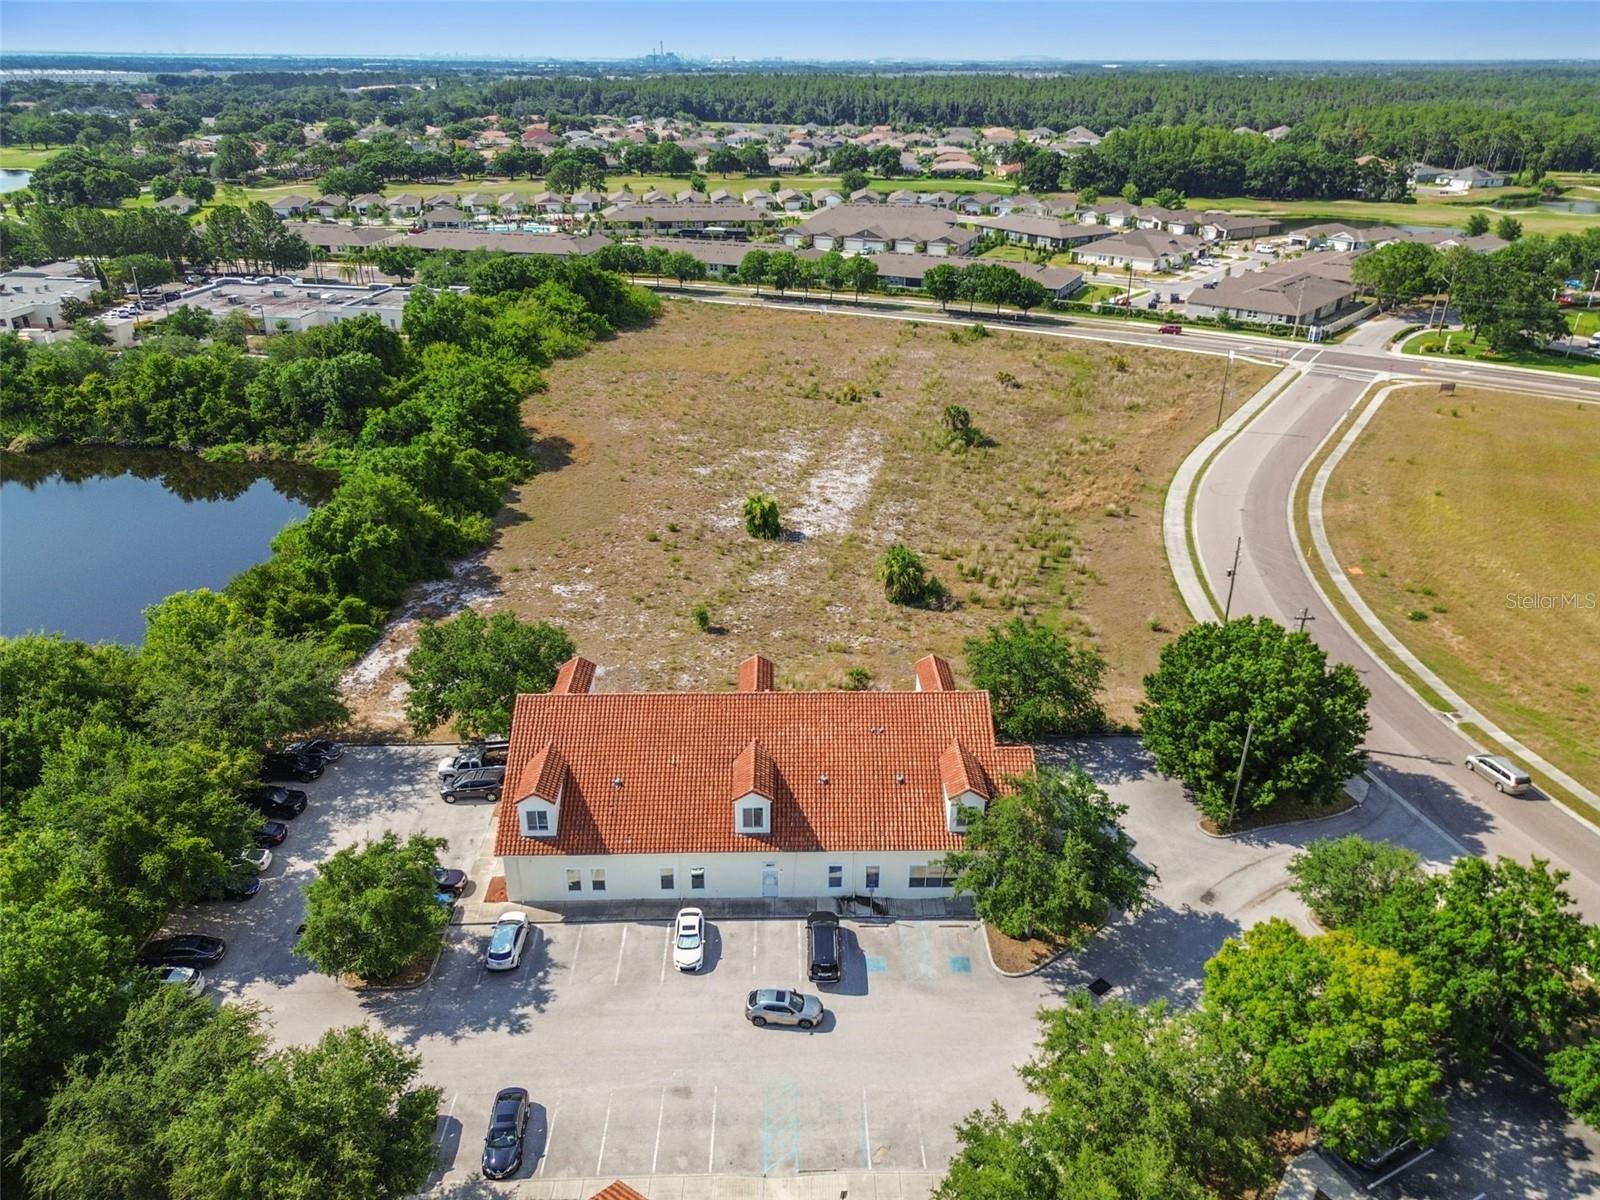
[0,145,65,169]
[1186,192,1600,237]
[1402,329,1600,378]
[1566,308,1599,339]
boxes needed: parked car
[242,785,307,819]
[1465,753,1532,795]
[1169,292,1181,303]
[480,1086,531,1179]
[286,738,345,764]
[486,912,530,971]
[254,820,289,847]
[1201,279,1219,289]
[673,907,706,972]
[157,965,206,996]
[201,875,261,902]
[261,750,322,782]
[1158,324,1183,334]
[433,866,468,897]
[442,767,503,804]
[745,988,825,1029]
[438,739,509,783]
[806,911,842,983]
[237,847,273,873]
[138,934,226,969]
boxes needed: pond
[1,448,335,645]
[0,168,33,194]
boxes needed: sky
[1,0,1597,62]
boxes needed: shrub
[692,603,711,631]
[939,404,983,450]
[843,665,872,691]
[878,544,942,607]
[742,492,781,539]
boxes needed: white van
[1465,754,1532,796]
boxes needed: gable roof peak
[737,654,776,693]
[552,656,596,695]
[914,653,955,692]
[731,737,777,803]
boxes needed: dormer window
[740,804,768,833]
[522,806,552,837]
[947,800,980,832]
[731,738,776,837]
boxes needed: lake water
[0,168,33,194]
[1,448,334,644]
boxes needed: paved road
[1191,361,1600,916]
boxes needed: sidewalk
[447,1171,942,1199]
[457,890,976,927]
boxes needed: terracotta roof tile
[731,738,777,802]
[591,1185,648,1200]
[939,739,991,801]
[511,740,568,804]
[551,656,596,695]
[737,654,775,692]
[914,654,956,692]
[495,661,1034,859]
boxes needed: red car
[1158,324,1183,334]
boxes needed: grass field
[1321,385,1600,794]
[1187,192,1600,237]
[1401,329,1600,378]
[0,145,64,169]
[342,300,1270,731]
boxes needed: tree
[737,143,770,175]
[839,168,869,195]
[829,143,870,173]
[965,618,1106,741]
[151,174,178,201]
[655,142,694,175]
[139,589,349,749]
[877,544,940,607]
[944,765,1152,942]
[1287,835,1424,930]
[1351,240,1442,306]
[401,609,575,738]
[737,248,770,293]
[621,142,655,175]
[298,832,450,982]
[1356,855,1600,1064]
[705,146,740,175]
[0,633,140,799]
[75,318,113,346]
[869,144,903,178]
[742,492,781,539]
[1464,212,1492,237]
[1204,920,1448,1161]
[368,242,421,282]
[1153,186,1187,210]
[1549,1040,1600,1131]
[843,254,877,301]
[166,1024,441,1200]
[923,263,962,311]
[177,174,215,203]
[1138,617,1371,827]
[1019,149,1063,195]
[1495,215,1524,242]
[20,986,265,1200]
[210,134,258,181]
[1120,181,1142,204]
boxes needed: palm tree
[311,246,329,282]
[337,256,359,285]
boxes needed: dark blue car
[481,1087,530,1179]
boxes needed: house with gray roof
[1076,230,1202,272]
[1184,259,1357,327]
[978,214,1119,252]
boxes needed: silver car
[745,988,825,1029]
[1465,754,1532,795]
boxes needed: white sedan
[673,907,706,972]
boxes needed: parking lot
[161,740,1600,1196]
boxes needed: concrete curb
[978,921,1073,979]
[1298,383,1600,825]
[1195,782,1364,840]
[429,1169,944,1199]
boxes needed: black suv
[806,911,842,983]
[138,934,226,969]
[242,786,307,820]
[261,750,322,782]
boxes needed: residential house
[1409,162,1446,185]
[773,188,808,212]
[870,253,1083,299]
[930,160,983,178]
[1435,165,1510,191]
[270,194,314,218]
[496,194,526,215]
[421,205,468,230]
[458,192,494,215]
[886,190,920,206]
[849,188,882,205]
[424,194,459,209]
[532,192,566,215]
[295,224,405,254]
[387,194,423,216]
[310,194,348,218]
[642,189,672,204]
[1198,213,1281,243]
[602,203,774,236]
[571,191,607,213]
[994,162,1024,180]
[155,195,197,215]
[916,191,958,208]
[1285,222,1374,252]
[676,190,708,204]
[493,654,1036,904]
[1265,125,1293,141]
[1076,230,1201,272]
[636,237,815,280]
[348,193,388,215]
[405,229,613,258]
[1059,126,1102,149]
[811,189,844,209]
[1183,259,1357,327]
[1162,212,1206,236]
[789,206,979,256]
[953,193,1001,216]
[978,214,1120,252]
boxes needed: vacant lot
[344,301,1268,731]
[1322,386,1600,792]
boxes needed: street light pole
[1228,718,1255,827]
[1223,535,1242,621]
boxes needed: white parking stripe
[861,1085,873,1170]
[1366,1147,1435,1191]
[661,921,672,984]
[912,1095,927,1169]
[538,1102,556,1175]
[651,1087,666,1173]
[567,926,583,979]
[752,921,759,976]
[613,925,627,986]
[595,1091,612,1175]
[708,1085,718,1173]
[435,1092,457,1146]
[797,920,804,983]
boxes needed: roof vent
[818,773,829,786]
[612,776,624,789]
[896,773,906,785]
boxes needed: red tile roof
[552,656,596,695]
[511,740,568,805]
[939,739,991,801]
[495,658,1034,859]
[591,1185,648,1200]
[730,738,777,802]
[737,654,775,692]
[914,653,956,692]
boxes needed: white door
[761,870,779,898]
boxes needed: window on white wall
[740,805,766,832]
[591,869,606,892]
[865,866,880,890]
[566,869,581,892]
[690,868,706,890]
[909,863,948,889]
[524,808,550,835]
[827,865,843,889]
[660,868,674,891]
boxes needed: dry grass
[983,923,1066,974]
[345,300,1269,730]
[1322,385,1600,792]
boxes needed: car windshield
[489,925,516,954]
[788,993,806,1013]
[487,1130,518,1148]
[676,931,701,949]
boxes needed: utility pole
[1223,536,1242,621]
[1228,718,1255,826]
[1214,349,1234,429]
[1292,607,1315,634]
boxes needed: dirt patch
[344,301,1270,732]
[1199,790,1358,836]
[484,875,508,904]
[984,922,1067,974]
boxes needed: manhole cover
[1199,889,1216,905]
[1087,978,1113,996]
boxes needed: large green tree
[1204,920,1448,1160]
[298,832,450,983]
[1139,617,1370,827]
[1287,834,1424,930]
[401,609,575,738]
[943,765,1151,941]
[166,1025,441,1200]
[965,618,1106,741]
[1351,241,1442,306]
